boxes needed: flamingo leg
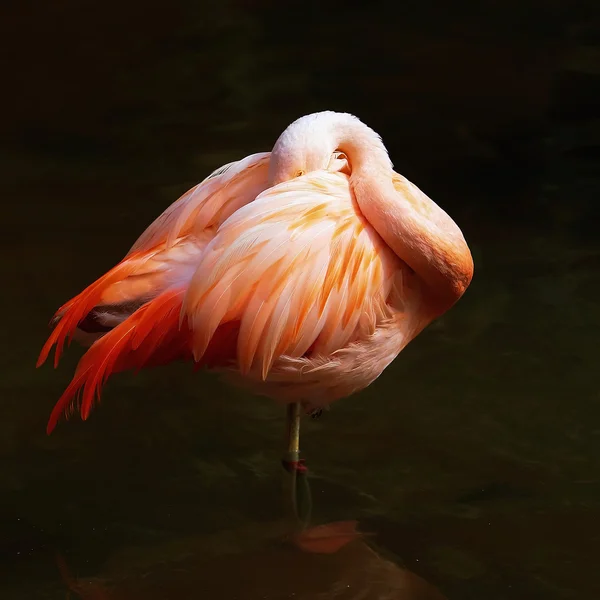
[284,402,301,464]
[282,402,312,529]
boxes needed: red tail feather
[36,256,143,369]
[45,288,240,434]
[46,288,191,433]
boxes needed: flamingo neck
[328,114,473,314]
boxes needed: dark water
[1,1,599,598]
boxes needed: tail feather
[46,288,239,434]
[37,256,144,369]
[46,288,191,434]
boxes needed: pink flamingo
[37,111,473,469]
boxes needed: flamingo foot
[301,400,327,419]
[309,408,323,419]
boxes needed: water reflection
[54,520,447,600]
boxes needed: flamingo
[37,111,473,478]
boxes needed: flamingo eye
[295,169,306,177]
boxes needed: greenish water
[1,1,599,598]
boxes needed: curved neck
[330,116,394,174]
[330,115,474,316]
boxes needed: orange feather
[45,288,183,433]
[45,286,239,434]
[36,254,145,369]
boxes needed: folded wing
[128,153,271,254]
[183,171,400,380]
[38,153,271,369]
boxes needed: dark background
[1,1,599,599]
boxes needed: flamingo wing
[44,284,240,434]
[183,170,401,380]
[38,153,270,369]
[39,155,272,432]
[37,237,205,369]
[127,152,271,255]
[40,233,242,433]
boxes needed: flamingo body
[38,112,473,433]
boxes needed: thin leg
[284,402,301,466]
[282,401,312,529]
